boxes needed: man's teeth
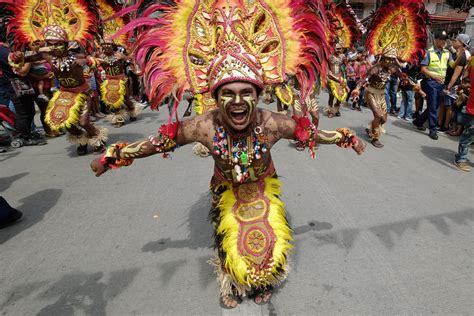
[232,110,246,114]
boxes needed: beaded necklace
[52,53,76,72]
[213,125,268,183]
[104,55,118,66]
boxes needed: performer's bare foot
[365,128,372,138]
[295,142,305,151]
[371,139,384,148]
[77,144,87,156]
[254,289,272,304]
[222,294,239,308]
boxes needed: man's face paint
[217,81,258,132]
[47,41,68,57]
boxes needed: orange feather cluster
[1,0,99,50]
[366,0,430,63]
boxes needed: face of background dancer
[29,40,43,52]
[103,44,114,55]
[47,40,68,57]
[216,81,259,132]
[381,56,396,68]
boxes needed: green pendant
[240,152,248,165]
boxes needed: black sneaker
[0,197,23,229]
[23,137,47,146]
[413,121,426,131]
[429,132,438,140]
[438,126,449,132]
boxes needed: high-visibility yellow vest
[427,48,450,78]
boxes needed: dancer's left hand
[90,157,107,177]
[352,137,366,155]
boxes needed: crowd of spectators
[332,31,473,172]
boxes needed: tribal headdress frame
[115,0,332,112]
[366,0,429,63]
[325,1,363,49]
[0,0,99,50]
[97,0,127,47]
[0,1,14,43]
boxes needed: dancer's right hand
[90,157,107,177]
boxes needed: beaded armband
[293,115,317,158]
[335,128,357,148]
[148,122,180,158]
[100,143,133,169]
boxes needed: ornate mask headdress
[116,0,332,111]
[366,0,429,63]
[1,0,98,49]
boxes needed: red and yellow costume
[363,0,429,143]
[324,2,362,116]
[3,0,108,150]
[101,0,364,303]
[97,0,138,126]
[114,0,331,298]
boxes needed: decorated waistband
[105,74,127,80]
[60,81,91,94]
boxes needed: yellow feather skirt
[45,90,87,133]
[328,79,348,103]
[210,177,292,291]
[100,78,127,111]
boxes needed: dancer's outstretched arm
[91,112,215,177]
[264,111,366,156]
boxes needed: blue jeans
[413,80,445,133]
[399,90,414,119]
[455,114,474,163]
[385,75,397,112]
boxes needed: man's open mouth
[230,108,248,124]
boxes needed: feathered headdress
[325,2,363,49]
[1,0,99,49]
[334,4,362,48]
[366,0,429,63]
[115,0,332,110]
[97,0,127,47]
[0,1,14,43]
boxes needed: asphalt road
[1,92,473,315]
